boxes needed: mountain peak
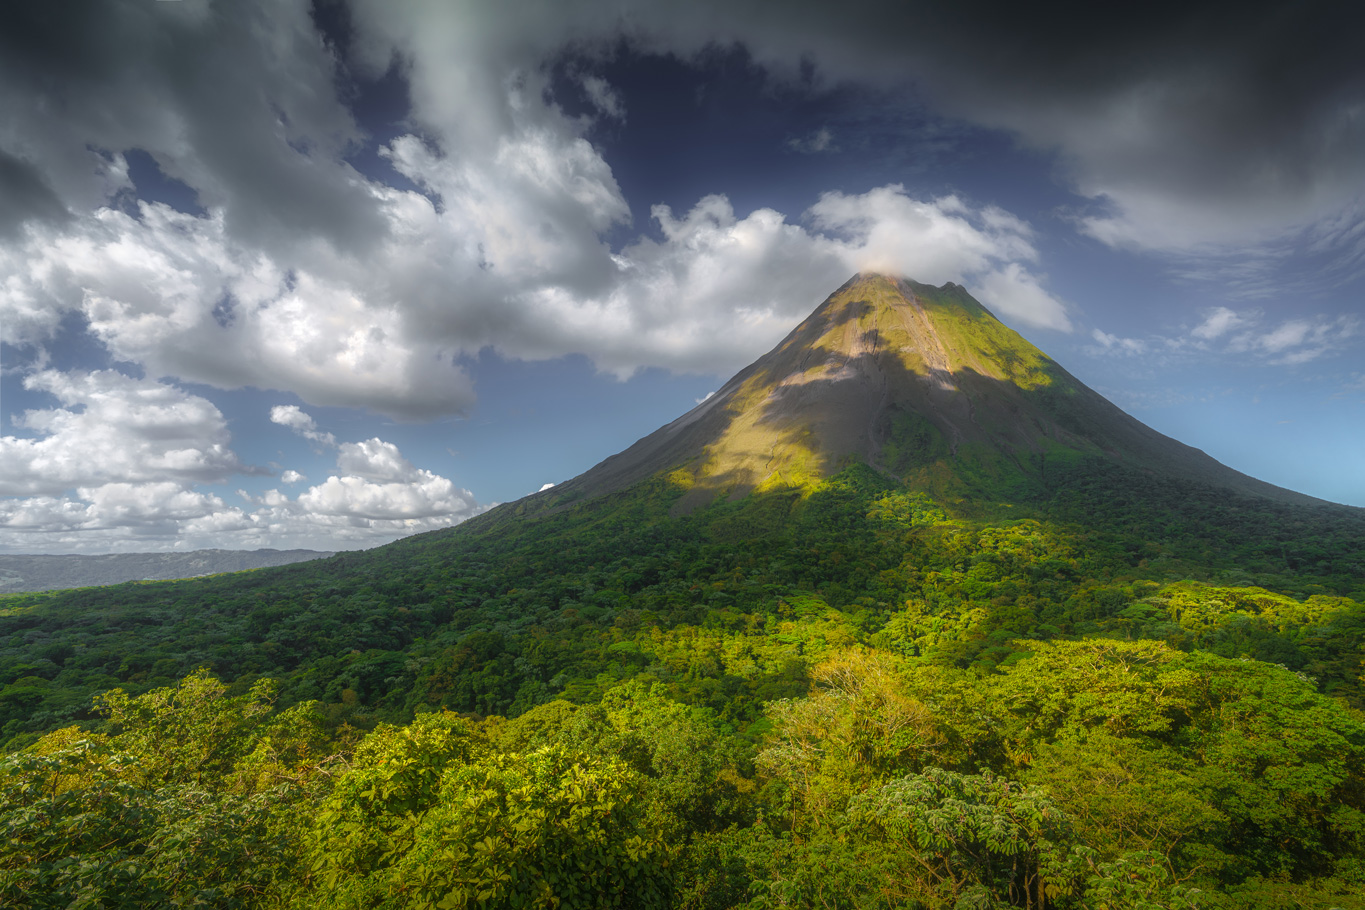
[787,272,1056,390]
[536,274,1316,513]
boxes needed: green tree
[391,745,673,909]
[0,670,334,909]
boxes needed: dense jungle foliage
[2,458,1364,908]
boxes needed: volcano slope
[2,274,1364,909]
[536,273,1313,511]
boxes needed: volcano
[529,273,1317,513]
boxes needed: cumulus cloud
[264,406,486,532]
[0,390,486,551]
[0,370,249,496]
[4,203,477,419]
[808,188,1072,331]
[0,409,488,551]
[297,471,475,522]
[0,0,382,253]
[0,370,260,548]
[222,426,485,548]
[2,176,1066,418]
[0,482,228,534]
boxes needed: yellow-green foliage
[666,468,695,492]
[313,746,671,910]
[1155,582,1351,636]
[0,672,337,908]
[866,490,949,528]
[5,641,1365,909]
[4,443,1365,907]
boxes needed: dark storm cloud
[624,0,1365,246]
[0,0,386,254]
[0,150,69,238]
[353,0,1365,247]
[903,0,1365,241]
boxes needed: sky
[1,0,1363,554]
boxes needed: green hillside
[2,276,1363,909]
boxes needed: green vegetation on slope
[2,456,1364,908]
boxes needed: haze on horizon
[1,0,1363,553]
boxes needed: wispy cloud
[1089,306,1358,369]
[1088,328,1146,356]
[788,127,837,154]
[1190,306,1245,341]
[1226,315,1360,365]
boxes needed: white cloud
[1253,321,1314,355]
[354,0,1364,257]
[1,2,1359,410]
[1090,329,1147,356]
[0,462,485,555]
[3,172,1066,416]
[1098,306,1359,368]
[1191,306,1246,341]
[220,430,486,548]
[270,405,336,447]
[0,481,233,545]
[0,369,263,549]
[1226,315,1360,366]
[3,203,477,420]
[0,0,381,253]
[808,187,1071,331]
[297,472,475,521]
[0,390,487,551]
[0,370,247,496]
[336,438,421,483]
[971,263,1072,333]
[264,406,487,538]
[80,483,227,526]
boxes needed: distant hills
[0,548,332,593]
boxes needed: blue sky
[1,0,1363,552]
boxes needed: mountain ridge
[0,547,333,593]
